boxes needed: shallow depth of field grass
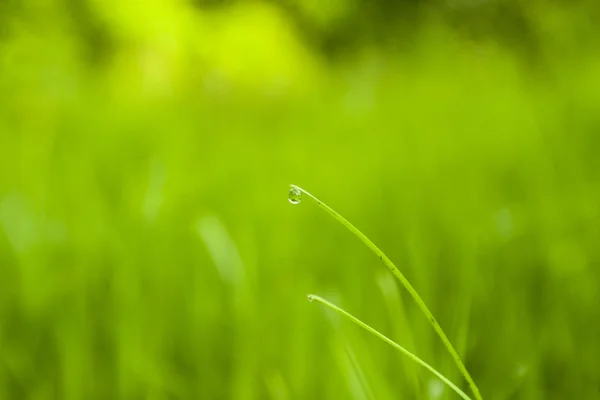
[1,2,600,399]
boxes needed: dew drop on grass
[288,187,302,204]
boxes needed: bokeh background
[1,0,600,399]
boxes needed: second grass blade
[308,294,472,400]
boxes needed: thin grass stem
[308,294,472,400]
[292,184,482,400]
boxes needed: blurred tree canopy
[2,0,598,64]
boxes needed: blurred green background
[1,0,600,399]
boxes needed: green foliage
[1,2,599,399]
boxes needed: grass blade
[308,294,472,400]
[291,184,482,400]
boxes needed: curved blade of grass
[308,294,472,400]
[291,184,482,400]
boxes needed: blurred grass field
[1,1,600,399]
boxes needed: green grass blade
[308,294,472,400]
[291,184,482,400]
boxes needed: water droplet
[307,294,315,302]
[288,187,302,204]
